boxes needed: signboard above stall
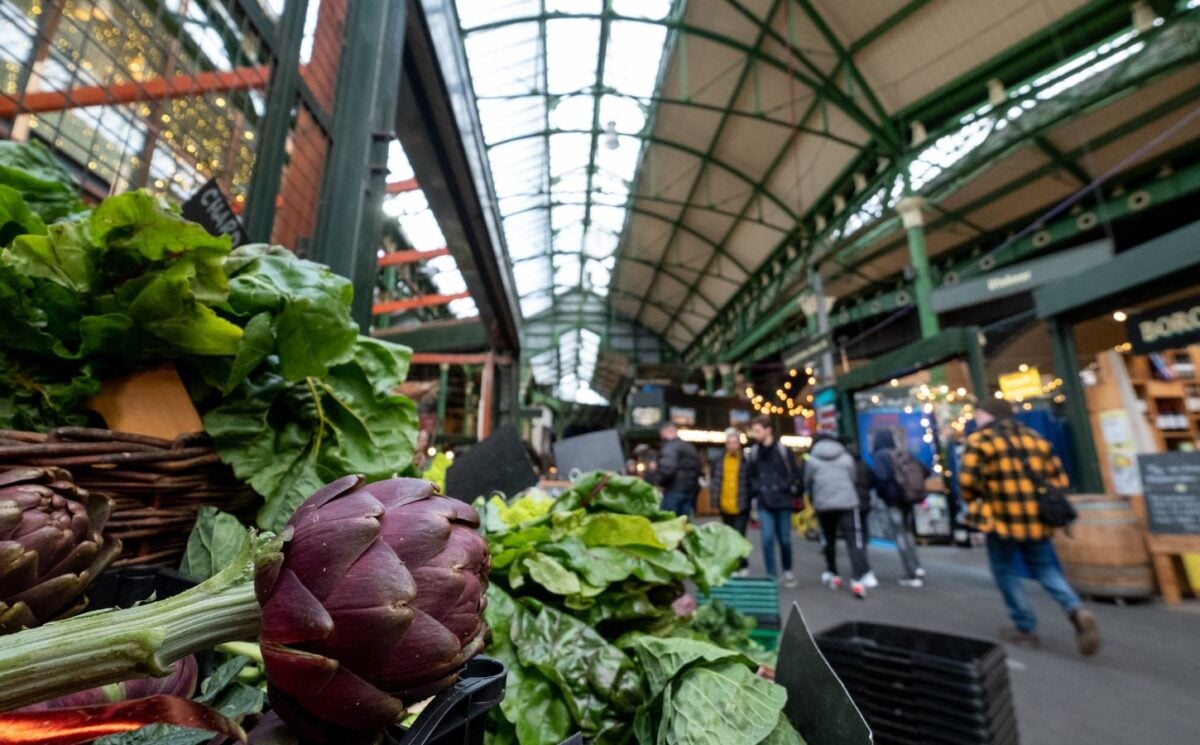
[998,367,1043,400]
[1125,294,1200,354]
[932,240,1112,313]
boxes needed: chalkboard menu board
[1138,452,1200,534]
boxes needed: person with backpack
[846,441,880,589]
[805,434,872,599]
[960,399,1100,656]
[870,429,927,588]
[746,416,802,587]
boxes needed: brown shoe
[1070,609,1101,657]
[999,628,1041,648]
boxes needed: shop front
[1034,220,1200,602]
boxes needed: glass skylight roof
[455,0,675,320]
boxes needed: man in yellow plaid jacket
[959,398,1100,656]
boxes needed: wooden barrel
[1053,495,1155,599]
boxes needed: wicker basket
[0,428,257,567]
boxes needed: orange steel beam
[411,352,513,366]
[0,67,270,118]
[386,178,419,194]
[378,247,449,267]
[372,291,470,316]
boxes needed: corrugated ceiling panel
[658,35,749,107]
[854,0,1091,112]
[814,0,911,47]
[936,146,1051,214]
[969,175,1077,230]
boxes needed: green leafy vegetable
[205,337,419,531]
[179,507,249,581]
[0,140,85,222]
[482,473,774,745]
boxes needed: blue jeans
[662,490,694,518]
[986,534,1081,633]
[760,508,793,577]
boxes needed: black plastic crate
[816,622,1018,745]
[391,657,507,745]
[88,565,198,609]
[817,623,1008,683]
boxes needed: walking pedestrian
[656,422,700,518]
[746,416,801,587]
[847,441,879,588]
[960,399,1101,656]
[805,434,871,599]
[870,430,927,587]
[710,428,750,575]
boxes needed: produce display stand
[706,577,783,651]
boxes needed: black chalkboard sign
[1137,452,1200,535]
[181,178,245,246]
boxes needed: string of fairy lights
[744,366,818,419]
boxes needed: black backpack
[889,450,928,505]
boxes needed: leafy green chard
[203,337,419,531]
[0,166,420,530]
[479,473,802,745]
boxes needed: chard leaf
[179,507,249,581]
[225,246,357,380]
[579,513,664,549]
[683,522,753,592]
[660,661,785,745]
[224,312,273,392]
[523,552,582,595]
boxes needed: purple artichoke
[0,467,122,634]
[255,475,490,742]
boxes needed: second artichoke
[0,467,121,634]
[256,475,490,742]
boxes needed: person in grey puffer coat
[804,434,872,597]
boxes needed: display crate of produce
[706,576,782,649]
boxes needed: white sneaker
[915,567,927,579]
[821,572,841,590]
[783,571,797,588]
[861,571,879,589]
[899,578,924,588]
[735,568,750,578]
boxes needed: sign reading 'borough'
[1126,294,1200,354]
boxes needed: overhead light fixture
[1112,310,1128,322]
[603,121,619,150]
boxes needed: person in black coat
[656,422,701,517]
[746,416,802,587]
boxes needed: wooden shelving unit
[1124,348,1200,452]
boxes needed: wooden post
[477,352,496,441]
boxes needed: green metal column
[965,327,988,401]
[312,0,407,329]
[896,196,939,339]
[243,0,310,241]
[1048,317,1104,493]
[703,365,716,395]
[435,363,450,440]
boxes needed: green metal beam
[832,84,1200,283]
[630,0,786,324]
[1033,136,1092,187]
[684,12,1200,363]
[502,199,755,276]
[790,0,896,143]
[486,128,799,221]
[372,317,488,351]
[462,10,898,147]
[474,90,870,149]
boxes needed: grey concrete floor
[739,526,1200,745]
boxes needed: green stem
[0,540,270,711]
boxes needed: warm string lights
[744,366,816,418]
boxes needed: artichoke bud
[256,475,491,742]
[0,467,122,634]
